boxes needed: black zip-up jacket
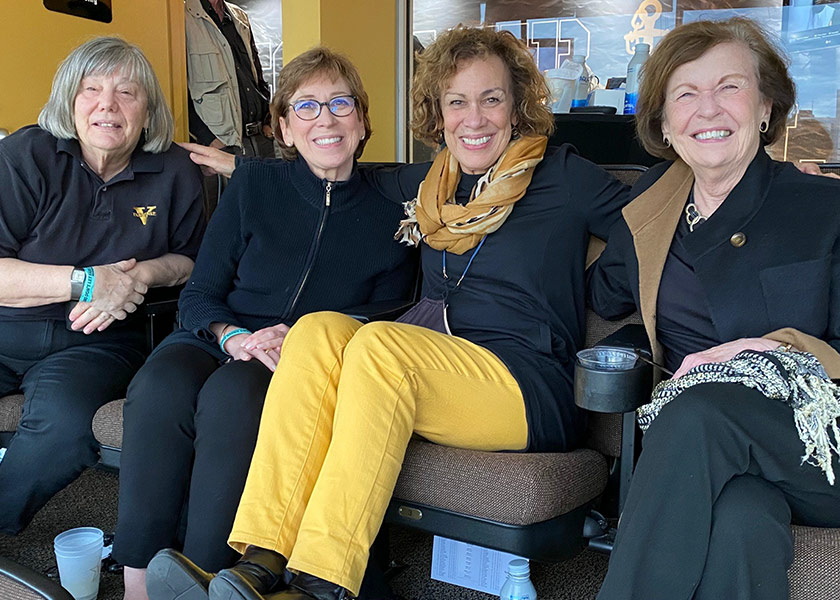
[164,156,416,357]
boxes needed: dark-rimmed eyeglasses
[289,95,358,121]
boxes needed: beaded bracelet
[219,327,251,354]
[79,267,95,303]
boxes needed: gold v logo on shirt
[133,206,157,225]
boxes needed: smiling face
[278,74,365,181]
[74,71,148,168]
[440,55,516,175]
[661,42,771,179]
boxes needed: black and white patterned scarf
[638,349,840,484]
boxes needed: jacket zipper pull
[325,181,332,207]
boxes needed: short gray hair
[38,37,174,153]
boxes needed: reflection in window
[413,0,840,163]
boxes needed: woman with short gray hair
[0,36,205,535]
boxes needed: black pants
[113,343,272,571]
[598,383,840,600]
[0,319,146,534]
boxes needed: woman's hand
[673,337,784,379]
[795,162,840,180]
[68,259,147,332]
[223,327,284,372]
[243,324,291,355]
[178,142,237,178]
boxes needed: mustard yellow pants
[228,311,528,595]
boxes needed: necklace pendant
[685,202,707,233]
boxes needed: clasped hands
[68,258,148,334]
[221,323,291,372]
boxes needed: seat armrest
[594,323,650,356]
[0,555,73,600]
[141,284,184,317]
[342,299,416,323]
[575,324,653,413]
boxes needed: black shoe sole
[146,550,211,600]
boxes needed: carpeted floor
[0,468,609,599]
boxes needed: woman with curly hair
[150,26,628,600]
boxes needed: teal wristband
[219,328,251,354]
[79,267,95,303]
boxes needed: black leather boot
[209,546,293,600]
[146,548,213,600]
[269,572,349,600]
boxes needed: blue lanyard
[442,236,487,288]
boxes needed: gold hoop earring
[759,121,769,133]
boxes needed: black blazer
[588,149,840,376]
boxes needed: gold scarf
[396,135,547,255]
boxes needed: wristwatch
[70,268,87,301]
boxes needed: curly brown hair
[636,17,795,160]
[270,46,372,161]
[411,26,555,147]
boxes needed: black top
[188,0,270,145]
[372,145,629,452]
[588,149,840,366]
[656,211,720,372]
[167,155,417,359]
[0,126,205,321]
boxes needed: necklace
[685,202,707,232]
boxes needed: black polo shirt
[0,125,205,321]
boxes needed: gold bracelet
[778,343,793,352]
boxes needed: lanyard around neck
[442,236,487,288]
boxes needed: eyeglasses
[289,95,358,121]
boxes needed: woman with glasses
[146,26,628,600]
[112,47,415,600]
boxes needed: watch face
[71,269,86,284]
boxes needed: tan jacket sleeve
[763,327,840,379]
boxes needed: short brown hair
[270,47,372,161]
[411,27,555,147]
[636,17,795,159]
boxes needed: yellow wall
[0,1,188,140]
[282,0,399,162]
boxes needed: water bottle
[544,57,583,114]
[571,55,589,108]
[623,42,650,115]
[499,559,537,600]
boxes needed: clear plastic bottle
[623,42,650,115]
[544,57,583,114]
[499,559,537,600]
[571,55,589,108]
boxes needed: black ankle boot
[146,548,213,600]
[278,572,349,600]
[209,546,293,600]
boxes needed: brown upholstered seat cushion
[790,525,840,600]
[0,556,73,600]
[392,439,609,526]
[92,399,124,449]
[0,394,24,433]
[0,574,53,600]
